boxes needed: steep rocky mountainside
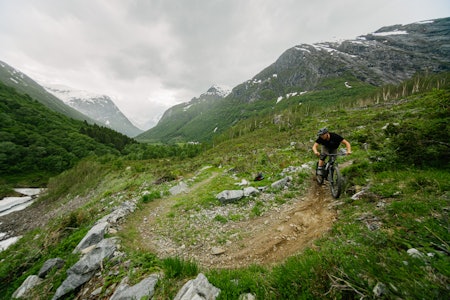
[139,17,449,143]
[0,61,95,124]
[45,85,143,137]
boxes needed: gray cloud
[0,0,449,129]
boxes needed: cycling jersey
[315,132,344,150]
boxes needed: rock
[239,293,256,300]
[72,221,109,253]
[97,201,137,224]
[174,273,220,300]
[38,258,65,278]
[216,190,244,204]
[271,176,292,190]
[170,182,189,195]
[243,187,259,197]
[52,238,118,300]
[373,282,388,297]
[235,179,249,186]
[110,274,159,300]
[407,248,425,259]
[211,247,226,255]
[12,275,42,299]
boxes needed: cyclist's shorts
[320,147,337,160]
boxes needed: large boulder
[110,274,160,300]
[72,221,109,253]
[216,190,244,204]
[174,273,220,300]
[52,238,118,300]
[38,258,65,278]
[12,275,42,299]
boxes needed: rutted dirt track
[137,177,339,269]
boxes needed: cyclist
[312,127,352,175]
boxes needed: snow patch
[44,84,107,104]
[416,20,434,24]
[372,30,408,36]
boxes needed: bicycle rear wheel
[329,166,343,198]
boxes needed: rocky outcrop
[52,238,118,300]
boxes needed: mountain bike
[315,153,345,199]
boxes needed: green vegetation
[0,73,449,299]
[0,82,135,187]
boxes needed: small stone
[211,247,226,255]
[373,282,387,297]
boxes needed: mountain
[137,17,450,144]
[44,85,143,137]
[0,61,95,124]
[136,84,231,143]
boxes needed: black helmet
[317,127,328,136]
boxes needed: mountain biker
[312,127,352,175]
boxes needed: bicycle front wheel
[315,162,324,185]
[329,166,343,199]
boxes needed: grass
[1,77,449,299]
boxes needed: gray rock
[373,282,388,297]
[110,274,159,300]
[216,190,244,204]
[271,176,292,190]
[170,181,189,195]
[97,201,137,224]
[12,275,42,299]
[52,238,118,300]
[243,187,259,197]
[38,257,65,278]
[72,221,109,253]
[174,273,220,300]
[407,248,425,259]
[239,293,256,300]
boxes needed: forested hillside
[0,82,136,185]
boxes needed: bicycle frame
[316,153,345,199]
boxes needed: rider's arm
[312,142,320,156]
[341,139,352,155]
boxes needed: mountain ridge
[0,61,96,124]
[137,17,450,143]
[44,85,143,137]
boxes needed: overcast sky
[1,0,449,130]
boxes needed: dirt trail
[137,177,339,269]
[1,173,340,270]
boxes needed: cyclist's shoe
[316,167,324,176]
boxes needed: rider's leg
[317,147,329,175]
